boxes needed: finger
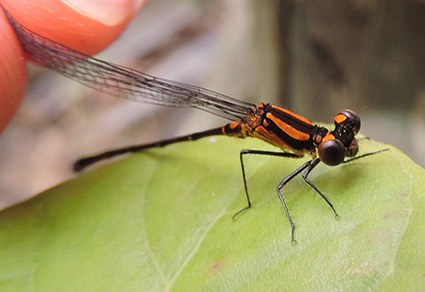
[0,7,27,133]
[0,0,145,133]
[2,0,145,55]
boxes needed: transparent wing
[4,8,255,121]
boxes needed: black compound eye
[337,109,361,134]
[318,139,345,166]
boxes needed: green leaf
[0,136,424,291]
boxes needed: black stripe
[268,105,315,134]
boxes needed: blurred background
[0,0,424,210]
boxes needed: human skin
[0,0,144,132]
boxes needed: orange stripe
[266,113,310,141]
[252,125,291,148]
[252,125,306,156]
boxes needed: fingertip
[63,0,145,27]
[2,0,145,55]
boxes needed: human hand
[0,0,144,132]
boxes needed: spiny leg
[232,149,300,219]
[302,158,339,217]
[276,159,313,242]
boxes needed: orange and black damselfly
[4,7,385,241]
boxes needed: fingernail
[61,0,144,26]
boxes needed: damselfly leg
[232,149,301,219]
[235,148,387,241]
[234,150,339,242]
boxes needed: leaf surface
[0,136,424,291]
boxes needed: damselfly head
[318,109,361,165]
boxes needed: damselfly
[3,7,385,241]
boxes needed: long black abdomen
[74,126,226,172]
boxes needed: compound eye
[318,139,345,166]
[347,139,359,157]
[338,109,361,134]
